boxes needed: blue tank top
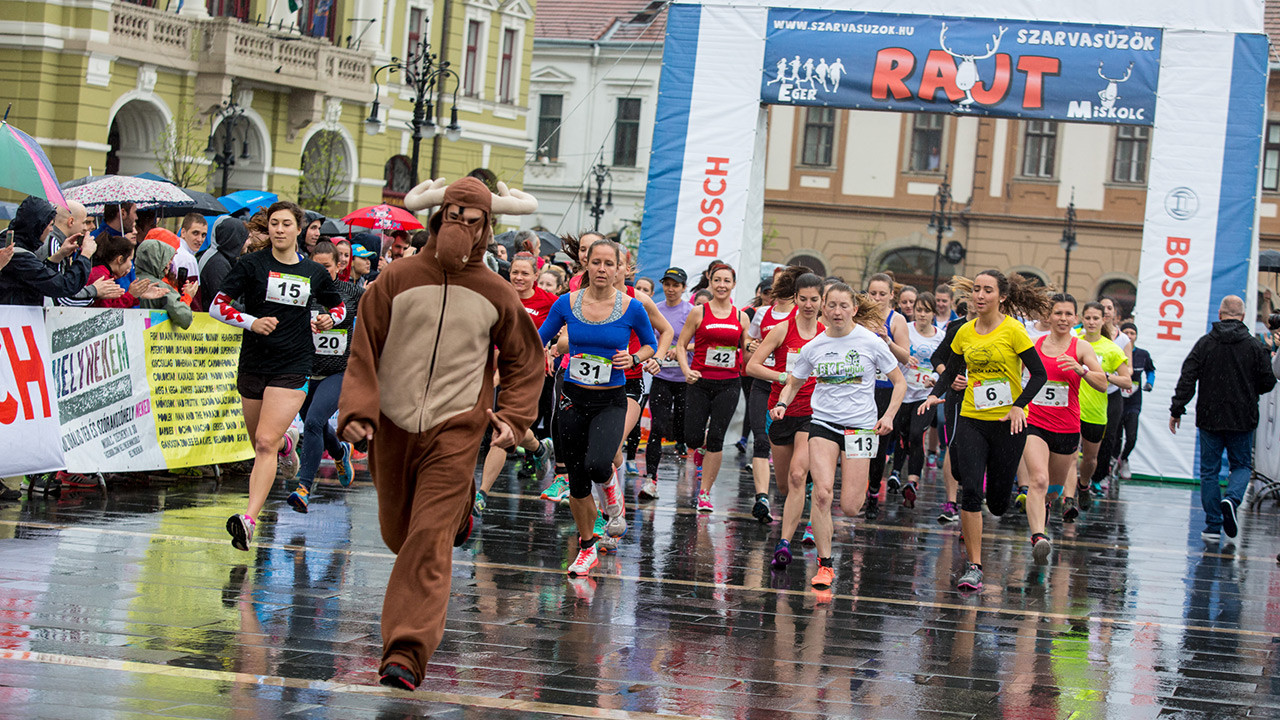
[876,309,898,389]
[538,290,658,388]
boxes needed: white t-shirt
[790,324,899,428]
[904,322,944,403]
[747,304,790,340]
[172,244,199,282]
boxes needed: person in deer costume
[338,176,544,690]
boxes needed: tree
[298,130,349,215]
[153,105,211,190]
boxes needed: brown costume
[338,176,544,684]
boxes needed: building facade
[0,0,537,219]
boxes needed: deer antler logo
[939,23,1009,109]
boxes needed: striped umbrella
[0,111,67,207]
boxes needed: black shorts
[1081,421,1105,444]
[237,372,308,400]
[768,414,811,446]
[807,418,863,446]
[1027,424,1080,456]
[625,376,645,403]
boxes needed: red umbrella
[341,204,424,232]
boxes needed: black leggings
[1119,410,1141,461]
[532,374,556,441]
[646,377,686,479]
[952,416,1027,515]
[685,377,740,453]
[746,380,773,459]
[867,385,895,492]
[297,373,344,489]
[554,383,627,499]
[891,399,932,477]
[1092,391,1125,482]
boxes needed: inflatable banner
[0,305,64,477]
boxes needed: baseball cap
[661,267,688,285]
[352,246,378,259]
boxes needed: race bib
[706,346,736,369]
[569,353,612,385]
[1121,385,1136,398]
[266,272,310,307]
[763,353,775,367]
[786,349,800,373]
[907,361,933,389]
[1033,381,1069,407]
[313,329,348,356]
[659,347,680,368]
[843,429,878,459]
[973,378,1013,410]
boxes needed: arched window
[384,156,413,202]
[786,253,827,277]
[1010,269,1048,287]
[877,247,956,291]
[1098,278,1137,320]
[299,130,350,214]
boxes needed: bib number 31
[570,354,612,386]
[973,379,1013,410]
[843,429,878,459]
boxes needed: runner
[1096,296,1134,481]
[929,297,977,524]
[640,267,693,500]
[285,240,363,513]
[1022,293,1108,560]
[1013,307,1054,511]
[1066,302,1132,518]
[1116,322,1155,479]
[677,263,750,513]
[863,273,911,519]
[537,239,658,576]
[890,292,944,508]
[745,272,824,567]
[611,260,673,500]
[473,253,557,516]
[918,270,1050,591]
[772,282,903,589]
[210,201,346,550]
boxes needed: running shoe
[956,563,983,592]
[811,565,835,590]
[625,460,638,476]
[472,490,487,517]
[1015,486,1028,512]
[287,485,310,513]
[638,477,659,501]
[1031,533,1052,564]
[1062,497,1079,522]
[226,514,255,551]
[887,472,901,494]
[735,437,748,454]
[902,481,917,509]
[1090,480,1103,495]
[534,438,555,480]
[1118,458,1132,480]
[772,539,792,569]
[567,541,600,577]
[602,471,626,534]
[278,427,300,480]
[864,493,879,521]
[379,662,417,691]
[697,490,714,513]
[541,475,570,504]
[336,441,355,487]
[599,534,619,553]
[593,511,607,538]
[937,501,959,524]
[1200,530,1221,543]
[1076,484,1092,512]
[752,496,773,524]
[59,471,101,488]
[23,472,60,495]
[801,524,815,546]
[1221,498,1239,540]
[927,452,938,469]
[0,485,20,502]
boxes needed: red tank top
[1028,335,1083,434]
[624,286,651,379]
[757,304,798,371]
[691,302,743,380]
[768,318,824,417]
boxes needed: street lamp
[927,169,954,291]
[364,24,461,184]
[1060,190,1078,295]
[206,89,253,197]
[585,162,613,233]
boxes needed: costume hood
[402,176,538,274]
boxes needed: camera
[1268,313,1280,332]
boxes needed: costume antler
[492,182,538,216]
[403,177,449,213]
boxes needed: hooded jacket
[0,196,90,306]
[1170,319,1276,432]
[198,216,246,309]
[134,238,194,329]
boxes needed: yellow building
[0,0,536,218]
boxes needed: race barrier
[1,307,253,478]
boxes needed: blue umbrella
[218,190,277,216]
[0,200,18,220]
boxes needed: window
[788,253,827,277]
[299,130,350,213]
[384,156,414,199]
[1097,278,1137,319]
[1022,121,1057,178]
[1264,122,1280,192]
[206,0,248,20]
[800,107,836,167]
[877,247,957,291]
[536,94,563,161]
[498,29,517,104]
[613,98,641,167]
[298,0,337,41]
[406,8,427,59]
[908,114,944,172]
[1112,126,1150,184]
[463,20,482,96]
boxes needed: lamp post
[927,169,954,291]
[206,91,252,197]
[1060,191,1078,294]
[585,162,613,233]
[364,25,461,184]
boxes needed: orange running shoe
[810,565,834,590]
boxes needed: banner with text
[0,306,64,477]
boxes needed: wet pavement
[2,447,1280,719]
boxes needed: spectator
[198,217,247,309]
[86,234,166,308]
[1170,295,1277,544]
[134,209,158,240]
[385,229,410,263]
[94,202,136,240]
[146,228,198,286]
[410,230,430,252]
[0,196,95,306]
[134,236,196,329]
[42,200,103,308]
[302,213,323,255]
[335,239,352,280]
[350,245,377,289]
[180,213,208,256]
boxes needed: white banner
[0,306,64,476]
[1257,383,1280,483]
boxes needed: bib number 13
[843,429,878,459]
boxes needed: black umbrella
[320,218,350,236]
[1260,249,1280,274]
[494,229,562,256]
[156,189,227,217]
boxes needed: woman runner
[537,240,657,576]
[863,273,911,519]
[1064,302,1132,518]
[211,201,345,550]
[639,267,693,500]
[918,271,1049,591]
[890,292,944,507]
[676,263,750,513]
[772,283,904,590]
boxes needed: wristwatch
[777,371,787,383]
[631,353,640,367]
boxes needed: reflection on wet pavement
[1,451,1278,718]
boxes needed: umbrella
[0,201,18,220]
[342,204,424,231]
[156,189,227,217]
[319,218,350,236]
[1260,249,1280,274]
[495,229,562,256]
[133,171,171,184]
[65,175,194,212]
[0,116,67,207]
[218,190,277,216]
[60,174,112,190]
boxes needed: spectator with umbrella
[0,196,95,306]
